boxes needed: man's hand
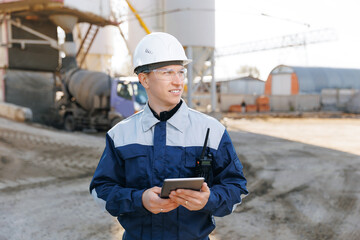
[142,186,179,214]
[169,182,210,211]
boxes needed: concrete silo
[127,0,216,110]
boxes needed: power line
[260,13,311,28]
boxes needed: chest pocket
[121,147,150,189]
[183,147,200,177]
[185,148,197,167]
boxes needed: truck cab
[109,77,147,127]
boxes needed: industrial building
[0,0,118,124]
[265,65,360,112]
[0,0,218,125]
[219,76,265,112]
[1,0,360,121]
[221,76,265,95]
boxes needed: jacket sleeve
[201,130,248,217]
[89,133,149,217]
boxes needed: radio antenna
[200,128,210,159]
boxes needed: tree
[236,65,260,78]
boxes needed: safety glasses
[145,68,187,82]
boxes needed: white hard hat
[133,32,192,74]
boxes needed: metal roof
[271,65,360,93]
[0,0,117,26]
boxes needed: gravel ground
[0,116,359,240]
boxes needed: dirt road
[0,118,123,240]
[215,118,360,240]
[0,116,359,239]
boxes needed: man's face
[140,65,186,112]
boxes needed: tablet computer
[160,177,204,198]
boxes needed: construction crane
[215,28,337,58]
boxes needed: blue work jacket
[90,101,248,240]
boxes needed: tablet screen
[160,177,204,198]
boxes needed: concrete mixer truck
[57,68,147,131]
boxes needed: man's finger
[152,186,162,194]
[175,188,202,198]
[200,182,210,192]
[169,192,197,205]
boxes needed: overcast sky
[215,0,360,80]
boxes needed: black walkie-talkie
[195,128,213,184]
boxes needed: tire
[64,114,76,131]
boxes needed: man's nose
[171,73,183,84]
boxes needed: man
[90,32,248,240]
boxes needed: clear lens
[152,68,187,81]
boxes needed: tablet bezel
[160,177,205,198]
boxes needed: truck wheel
[64,114,76,131]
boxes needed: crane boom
[125,0,151,34]
[216,28,337,58]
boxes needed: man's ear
[138,73,149,89]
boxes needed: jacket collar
[141,100,189,133]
